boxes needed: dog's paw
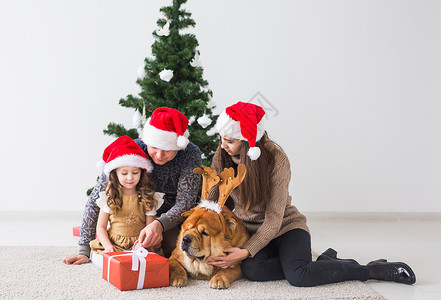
[209,274,231,289]
[170,273,188,287]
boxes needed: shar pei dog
[169,164,250,289]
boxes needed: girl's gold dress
[90,192,163,255]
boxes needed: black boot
[367,259,416,285]
[316,248,359,264]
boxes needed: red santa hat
[142,107,190,151]
[215,101,265,160]
[97,135,153,176]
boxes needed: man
[63,107,201,265]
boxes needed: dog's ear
[224,217,238,240]
[181,208,195,218]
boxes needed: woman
[207,101,415,287]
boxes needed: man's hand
[62,254,90,265]
[137,220,164,248]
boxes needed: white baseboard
[0,210,440,221]
[304,211,441,221]
[0,211,83,220]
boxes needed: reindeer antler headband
[193,164,247,213]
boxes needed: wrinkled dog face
[170,204,249,288]
[179,210,225,261]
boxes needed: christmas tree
[104,0,218,166]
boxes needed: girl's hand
[208,247,249,269]
[103,246,117,253]
[132,239,142,249]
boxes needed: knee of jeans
[241,259,262,281]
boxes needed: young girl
[89,135,164,265]
[207,101,416,287]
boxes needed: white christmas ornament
[190,51,202,67]
[159,69,173,82]
[132,111,143,128]
[137,128,143,138]
[137,84,143,96]
[137,65,147,79]
[206,126,217,136]
[141,105,147,125]
[188,115,195,125]
[156,20,170,36]
[207,95,216,109]
[197,114,212,128]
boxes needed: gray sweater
[78,139,201,257]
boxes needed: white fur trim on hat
[215,111,265,142]
[103,154,153,176]
[198,199,222,214]
[143,118,190,151]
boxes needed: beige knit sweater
[211,144,309,257]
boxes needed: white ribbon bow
[132,244,149,270]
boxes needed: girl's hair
[106,168,156,214]
[217,132,276,213]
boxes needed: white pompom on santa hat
[97,135,153,176]
[215,101,265,160]
[142,107,190,151]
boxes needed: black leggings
[241,229,370,287]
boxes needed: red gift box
[102,248,169,291]
[72,226,97,238]
[72,226,80,237]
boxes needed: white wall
[0,0,440,212]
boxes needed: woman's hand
[62,254,90,265]
[208,247,249,269]
[137,220,163,248]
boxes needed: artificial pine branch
[103,123,139,139]
[103,0,218,170]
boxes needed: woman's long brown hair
[217,132,276,213]
[106,168,156,214]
